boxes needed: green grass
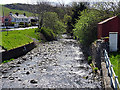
[109,51,120,83]
[3,6,33,17]
[0,28,41,50]
[2,58,14,63]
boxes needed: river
[0,34,103,89]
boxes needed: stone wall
[91,39,113,89]
[91,39,109,69]
[0,42,36,63]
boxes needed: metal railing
[104,49,120,90]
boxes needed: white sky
[0,0,119,4]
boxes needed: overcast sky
[0,0,119,4]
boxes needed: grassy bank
[109,51,120,83]
[0,28,41,50]
[3,6,33,17]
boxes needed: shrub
[43,12,66,34]
[10,22,15,26]
[40,27,56,41]
[73,9,111,46]
[19,22,24,25]
[88,56,92,64]
[94,67,98,73]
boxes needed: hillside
[4,3,33,13]
[3,6,33,17]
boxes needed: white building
[9,12,30,27]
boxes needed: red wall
[98,16,120,38]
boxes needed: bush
[19,22,24,25]
[43,12,66,34]
[31,22,37,26]
[73,9,111,46]
[88,56,92,64]
[40,27,56,41]
[10,22,15,26]
[93,67,98,73]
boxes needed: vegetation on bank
[0,11,66,51]
[109,52,120,83]
[37,12,66,41]
[0,28,41,50]
[40,27,56,41]
[43,12,66,34]
[73,9,112,46]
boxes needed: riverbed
[0,35,103,89]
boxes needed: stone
[17,68,20,70]
[2,76,8,78]
[30,79,37,84]
[22,57,26,60]
[18,79,22,81]
[86,76,88,79]
[26,71,30,75]
[9,77,14,80]
[17,61,21,64]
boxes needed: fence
[104,49,120,90]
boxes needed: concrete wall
[0,42,36,63]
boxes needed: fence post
[110,65,113,87]
[115,76,118,90]
[107,59,110,76]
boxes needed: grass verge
[0,28,41,50]
[109,51,120,83]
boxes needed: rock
[26,71,30,75]
[13,70,16,73]
[17,68,20,70]
[86,76,88,79]
[18,79,22,81]
[1,70,8,74]
[30,57,32,59]
[30,79,37,84]
[2,76,8,78]
[22,57,26,60]
[26,64,30,66]
[17,61,21,64]
[9,77,14,80]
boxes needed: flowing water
[0,34,103,89]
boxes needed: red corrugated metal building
[98,16,120,48]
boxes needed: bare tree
[92,1,119,15]
[28,0,53,29]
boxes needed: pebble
[26,71,30,75]
[22,57,26,60]
[30,79,38,84]
[2,76,8,78]
[17,61,21,64]
[18,79,22,81]
[9,77,14,80]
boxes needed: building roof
[98,16,117,24]
[11,14,28,19]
